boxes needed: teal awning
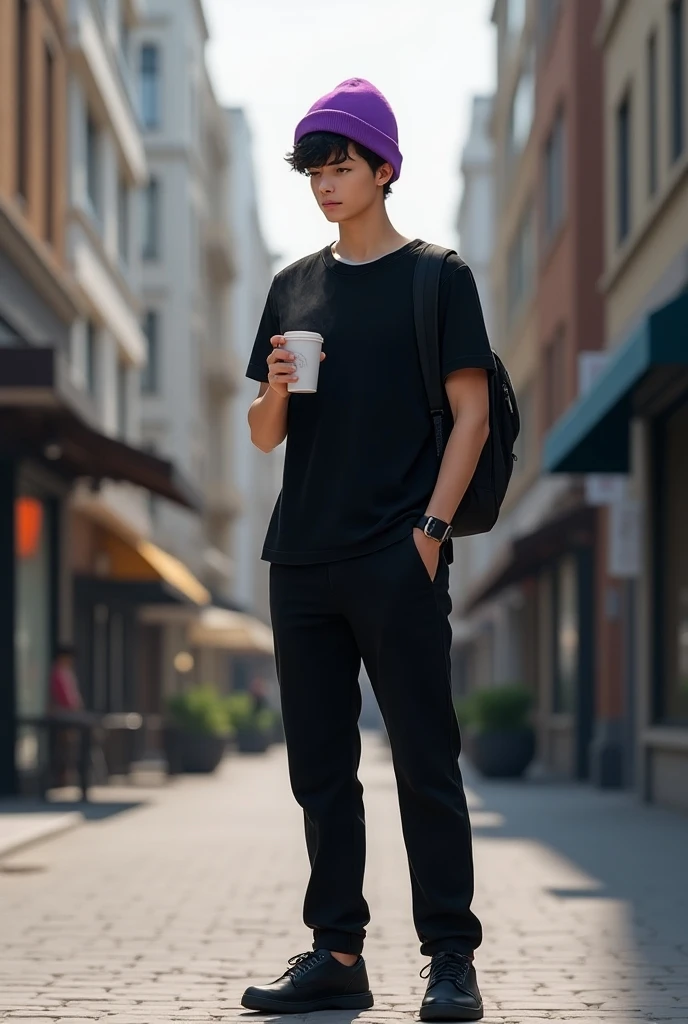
[544,291,688,473]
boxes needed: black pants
[269,533,482,958]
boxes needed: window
[116,360,128,438]
[508,46,536,160]
[544,108,566,240]
[120,13,130,68]
[647,33,658,197]
[142,177,159,259]
[86,111,100,214]
[538,0,561,46]
[507,201,535,319]
[85,321,97,394]
[44,43,55,243]
[544,325,567,429]
[670,0,684,162]
[658,400,688,724]
[554,556,579,714]
[117,177,129,264]
[15,497,51,723]
[140,44,160,129]
[506,0,527,39]
[616,92,632,244]
[141,311,159,393]
[16,0,29,199]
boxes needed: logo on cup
[294,352,308,370]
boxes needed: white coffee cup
[283,331,324,394]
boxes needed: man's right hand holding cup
[267,335,326,398]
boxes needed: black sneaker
[419,952,483,1021]
[241,950,374,1014]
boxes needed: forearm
[425,414,490,523]
[248,387,290,452]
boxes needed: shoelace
[284,951,323,981]
[420,952,471,988]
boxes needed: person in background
[248,674,269,714]
[50,644,83,713]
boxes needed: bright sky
[204,0,496,271]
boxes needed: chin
[322,206,346,222]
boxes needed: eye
[336,167,350,173]
[307,170,321,178]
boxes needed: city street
[1,734,687,1024]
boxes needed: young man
[242,79,493,1022]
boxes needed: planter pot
[236,727,270,754]
[163,727,226,774]
[468,726,535,779]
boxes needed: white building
[133,0,236,598]
[452,95,503,692]
[66,0,151,537]
[225,108,278,626]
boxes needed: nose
[319,178,334,195]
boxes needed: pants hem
[314,930,365,955]
[420,939,476,958]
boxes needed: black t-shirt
[246,238,494,565]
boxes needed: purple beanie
[294,78,403,183]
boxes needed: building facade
[451,95,498,688]
[0,0,77,795]
[456,0,608,784]
[132,0,250,701]
[545,0,688,810]
[225,107,277,628]
[134,0,236,590]
[0,0,201,795]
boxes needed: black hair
[55,642,75,658]
[286,131,393,199]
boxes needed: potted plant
[164,685,233,774]
[456,685,535,779]
[225,692,276,754]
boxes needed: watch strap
[416,515,452,543]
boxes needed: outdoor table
[18,713,102,802]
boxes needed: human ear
[377,162,394,188]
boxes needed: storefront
[460,504,597,780]
[0,346,202,796]
[544,290,688,809]
[0,464,66,793]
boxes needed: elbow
[251,434,274,454]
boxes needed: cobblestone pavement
[1,734,687,1023]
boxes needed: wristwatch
[415,515,453,544]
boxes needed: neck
[335,204,410,263]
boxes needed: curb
[0,811,84,859]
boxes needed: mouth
[322,202,341,209]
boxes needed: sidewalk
[0,804,83,859]
[1,733,687,1023]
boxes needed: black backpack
[413,243,520,538]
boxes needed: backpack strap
[413,243,456,458]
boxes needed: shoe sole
[419,1003,483,1022]
[241,991,374,1014]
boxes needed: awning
[544,291,688,474]
[136,540,211,607]
[0,346,202,510]
[73,497,211,607]
[188,607,274,655]
[461,505,595,614]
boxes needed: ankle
[329,950,359,967]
